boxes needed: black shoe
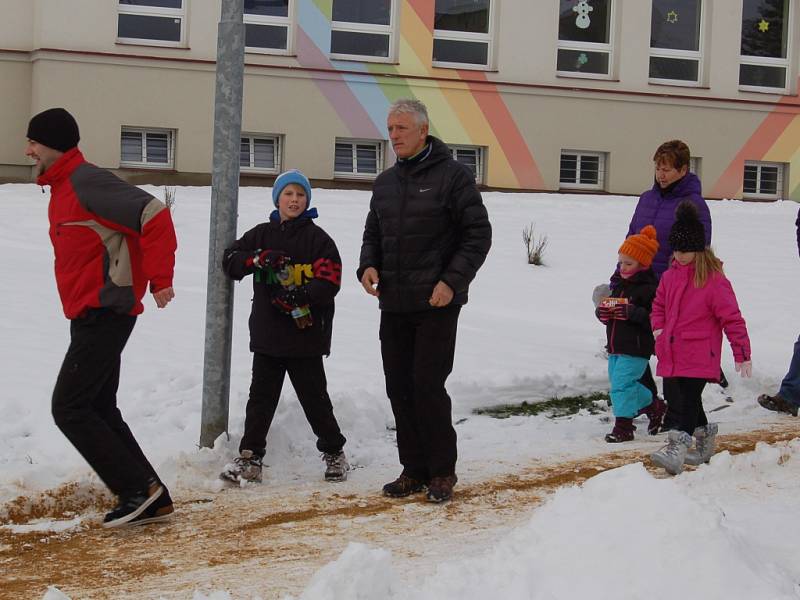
[127,487,175,526]
[382,473,427,498]
[103,480,163,529]
[719,369,729,389]
[757,394,799,416]
[426,475,458,503]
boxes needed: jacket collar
[651,171,702,200]
[37,147,84,187]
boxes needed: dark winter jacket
[357,136,492,312]
[626,173,712,278]
[223,216,341,357]
[40,148,177,319]
[596,269,658,358]
[796,206,799,259]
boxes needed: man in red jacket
[25,108,177,528]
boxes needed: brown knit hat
[618,225,659,267]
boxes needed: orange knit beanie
[618,225,659,267]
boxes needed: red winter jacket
[651,260,750,381]
[40,148,177,319]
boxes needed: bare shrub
[522,222,548,266]
[164,186,176,212]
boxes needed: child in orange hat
[596,225,665,442]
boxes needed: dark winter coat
[596,269,658,358]
[40,148,177,319]
[357,136,492,312]
[796,205,799,259]
[223,216,341,357]
[626,173,712,278]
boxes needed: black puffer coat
[223,216,340,357]
[357,136,492,312]
[597,269,658,358]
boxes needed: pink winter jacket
[651,260,751,381]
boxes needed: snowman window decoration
[573,0,593,29]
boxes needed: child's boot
[605,417,635,443]
[650,430,693,475]
[640,396,666,435]
[220,450,263,483]
[684,423,718,466]
[323,450,349,482]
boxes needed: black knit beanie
[26,108,80,152]
[668,201,706,252]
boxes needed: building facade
[1,0,799,200]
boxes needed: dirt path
[3,423,799,600]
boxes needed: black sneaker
[323,450,349,482]
[382,473,427,498]
[102,481,163,528]
[426,474,458,503]
[127,488,175,526]
[758,394,799,416]
[220,450,263,483]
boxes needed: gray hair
[388,98,429,127]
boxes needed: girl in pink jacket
[650,202,752,475]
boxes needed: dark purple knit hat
[26,108,80,152]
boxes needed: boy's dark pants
[52,309,157,498]
[379,305,461,481]
[663,376,708,436]
[239,353,346,458]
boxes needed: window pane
[739,63,786,88]
[145,133,169,164]
[118,14,181,41]
[759,166,779,194]
[240,139,252,167]
[355,145,378,173]
[244,0,288,18]
[331,30,389,57]
[650,0,701,51]
[649,56,699,81]
[121,132,143,163]
[579,155,600,185]
[434,0,489,34]
[253,139,276,169]
[433,38,488,65]
[332,0,391,25]
[741,0,788,58]
[558,0,610,43]
[557,49,609,74]
[743,165,758,193]
[335,144,354,172]
[120,0,182,8]
[560,154,577,183]
[245,23,288,49]
[453,149,478,176]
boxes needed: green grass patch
[473,392,610,419]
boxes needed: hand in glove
[248,249,289,270]
[596,306,612,323]
[270,286,310,315]
[735,361,752,378]
[613,303,636,321]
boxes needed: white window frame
[240,134,282,174]
[743,161,785,200]
[432,1,496,70]
[116,1,187,48]
[120,127,175,169]
[648,0,705,87]
[330,0,398,63]
[244,1,294,55]
[738,0,794,94]
[334,139,383,180]
[556,0,616,80]
[559,150,607,191]
[449,144,486,184]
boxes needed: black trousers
[639,363,659,398]
[380,305,461,480]
[52,309,158,497]
[662,376,708,435]
[239,353,346,458]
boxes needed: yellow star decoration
[666,10,679,23]
[758,19,770,32]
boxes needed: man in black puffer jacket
[358,99,491,503]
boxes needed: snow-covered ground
[1,183,799,599]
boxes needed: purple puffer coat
[626,173,712,278]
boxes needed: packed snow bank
[284,441,800,600]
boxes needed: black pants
[239,353,346,458]
[52,309,158,497]
[639,363,658,398]
[380,306,461,480]
[662,377,708,435]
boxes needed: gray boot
[650,430,693,475]
[684,423,719,466]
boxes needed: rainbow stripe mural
[295,0,544,189]
[710,79,800,201]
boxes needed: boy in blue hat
[220,170,348,483]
